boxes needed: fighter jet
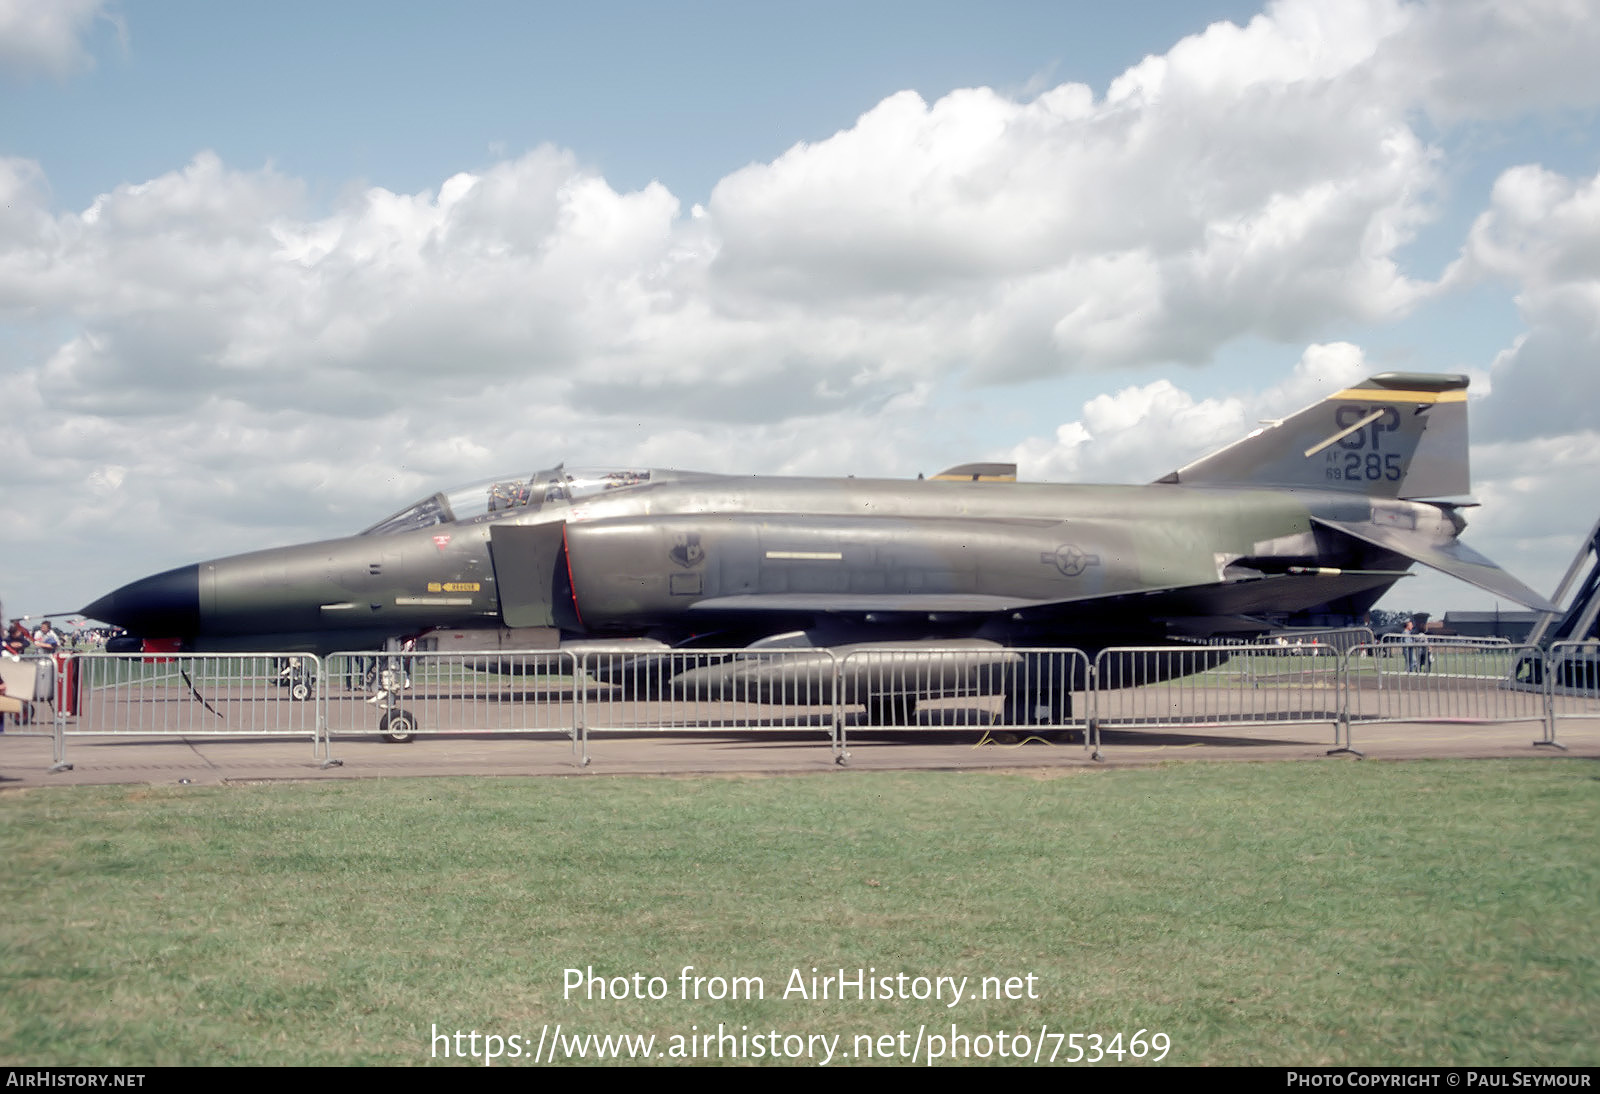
[84,373,1554,717]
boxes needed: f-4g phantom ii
[85,373,1554,719]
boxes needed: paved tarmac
[1,714,1595,789]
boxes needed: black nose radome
[83,564,201,636]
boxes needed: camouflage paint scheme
[85,374,1553,662]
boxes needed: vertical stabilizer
[1159,373,1470,499]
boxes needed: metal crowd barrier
[1532,641,1599,749]
[1207,626,1375,654]
[1,653,70,768]
[579,648,844,759]
[1377,633,1512,648]
[1339,642,1551,753]
[27,642,1599,771]
[832,646,1092,758]
[1,653,60,733]
[68,652,328,761]
[1090,643,1346,755]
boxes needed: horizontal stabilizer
[1312,517,1557,612]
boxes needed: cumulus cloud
[1390,0,1600,122]
[0,0,114,80]
[1005,343,1371,483]
[1445,164,1600,441]
[707,21,1435,376]
[0,0,1486,442]
[9,0,1592,432]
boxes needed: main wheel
[379,710,417,744]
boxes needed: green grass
[2,760,1595,1066]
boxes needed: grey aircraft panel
[487,522,566,628]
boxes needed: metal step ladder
[1526,512,1600,647]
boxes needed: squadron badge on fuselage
[670,532,705,568]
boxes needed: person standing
[31,620,60,655]
[4,619,28,658]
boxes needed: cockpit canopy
[361,467,652,536]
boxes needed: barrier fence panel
[1339,643,1550,750]
[321,649,584,755]
[1090,644,1345,755]
[1,653,62,737]
[1209,627,1376,654]
[1378,633,1512,649]
[833,646,1091,758]
[1539,641,1599,747]
[579,648,843,758]
[69,652,326,761]
[27,639,1589,772]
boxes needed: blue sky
[3,0,1599,624]
[9,1,1269,210]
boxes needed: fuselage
[84,373,1555,656]
[84,468,1442,654]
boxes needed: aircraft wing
[688,593,1056,614]
[686,567,1409,637]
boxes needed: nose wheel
[277,663,316,701]
[379,710,417,743]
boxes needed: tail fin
[1158,373,1470,499]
